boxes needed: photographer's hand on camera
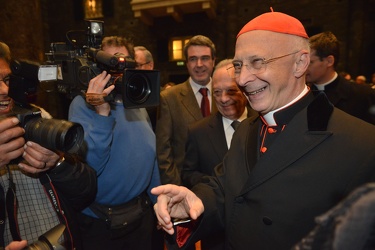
[0,117,25,168]
[86,71,115,116]
[18,141,63,174]
[5,240,28,250]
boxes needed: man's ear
[295,50,310,78]
[326,55,335,67]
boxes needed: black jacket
[40,154,97,250]
[310,75,375,125]
[181,92,375,250]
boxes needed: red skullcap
[237,12,308,39]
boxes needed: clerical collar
[313,72,338,91]
[263,85,309,126]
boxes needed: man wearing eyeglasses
[151,11,375,250]
[69,36,160,250]
[181,59,256,250]
[156,35,217,186]
[134,46,154,70]
[134,46,158,131]
[182,59,252,189]
[0,41,96,250]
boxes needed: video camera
[0,59,84,154]
[38,20,160,108]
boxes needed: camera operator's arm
[69,71,119,175]
[86,71,115,116]
[0,117,25,168]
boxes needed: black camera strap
[0,167,74,249]
[5,167,21,242]
[0,181,6,248]
[39,173,74,250]
[0,165,22,248]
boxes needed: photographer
[0,41,97,250]
[68,36,161,249]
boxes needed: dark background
[1,0,374,118]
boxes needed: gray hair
[134,46,153,62]
[215,59,233,70]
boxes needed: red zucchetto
[237,11,309,39]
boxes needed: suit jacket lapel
[245,117,260,175]
[179,80,218,119]
[179,81,202,120]
[240,110,333,195]
[207,113,228,158]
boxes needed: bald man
[151,11,375,250]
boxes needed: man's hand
[18,141,61,174]
[5,240,28,250]
[86,71,115,116]
[151,184,204,235]
[0,117,25,168]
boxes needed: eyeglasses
[227,51,300,78]
[0,75,10,86]
[136,61,151,68]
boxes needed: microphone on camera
[91,49,119,67]
[88,49,136,69]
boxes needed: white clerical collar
[263,85,309,126]
[314,72,338,91]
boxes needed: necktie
[199,88,210,117]
[231,120,240,130]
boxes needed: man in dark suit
[181,59,254,250]
[156,35,217,185]
[182,59,253,189]
[152,12,375,250]
[306,31,375,125]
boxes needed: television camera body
[39,20,160,108]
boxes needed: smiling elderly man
[151,11,375,250]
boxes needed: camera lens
[26,240,53,250]
[26,224,66,250]
[23,118,84,154]
[125,73,151,104]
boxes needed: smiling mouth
[0,100,11,110]
[195,70,206,75]
[245,86,267,96]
